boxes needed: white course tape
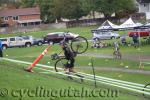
[2,57,150,96]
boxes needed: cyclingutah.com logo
[0,88,8,97]
[0,86,119,100]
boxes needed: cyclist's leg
[117,48,120,58]
[113,50,117,59]
[64,59,70,72]
[118,50,122,59]
[69,58,75,72]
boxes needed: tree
[36,0,55,23]
[88,0,97,19]
[94,0,137,19]
[59,0,90,20]
[115,0,137,21]
[20,0,56,23]
[50,0,64,21]
[94,0,115,18]
[0,0,20,9]
[52,0,91,21]
[21,0,36,8]
[20,0,91,22]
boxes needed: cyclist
[114,41,119,52]
[113,41,121,59]
[60,41,76,73]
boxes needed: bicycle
[51,32,88,80]
[113,42,122,59]
[113,49,122,59]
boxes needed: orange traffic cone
[26,45,52,72]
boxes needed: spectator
[0,40,3,57]
[121,36,127,45]
[92,38,100,48]
[132,33,139,48]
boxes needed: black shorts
[0,50,3,57]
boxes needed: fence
[66,17,118,28]
[0,22,67,34]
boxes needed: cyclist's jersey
[114,42,119,51]
[63,46,74,60]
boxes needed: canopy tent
[97,20,120,30]
[91,18,144,33]
[120,18,143,29]
[144,23,150,27]
[136,22,143,27]
[91,20,122,34]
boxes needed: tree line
[0,0,137,23]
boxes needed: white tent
[144,23,150,27]
[98,20,120,30]
[120,18,143,29]
[135,23,143,27]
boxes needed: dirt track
[79,53,150,62]
[77,66,150,75]
[78,53,150,75]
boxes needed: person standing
[121,36,127,45]
[0,40,3,57]
[132,33,139,48]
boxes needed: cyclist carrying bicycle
[60,41,76,73]
[114,41,119,52]
[113,41,122,59]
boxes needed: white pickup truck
[0,36,34,49]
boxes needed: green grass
[0,61,148,100]
[2,45,150,84]
[87,42,150,55]
[0,26,96,39]
[0,26,150,100]
[3,45,150,71]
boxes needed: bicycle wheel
[55,58,69,72]
[113,51,122,59]
[113,51,117,59]
[71,36,88,54]
[117,51,122,59]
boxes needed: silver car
[93,31,120,40]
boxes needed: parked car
[0,36,34,49]
[21,36,43,46]
[92,31,120,40]
[128,31,150,37]
[43,32,79,44]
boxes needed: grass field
[0,26,150,100]
[1,60,148,100]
